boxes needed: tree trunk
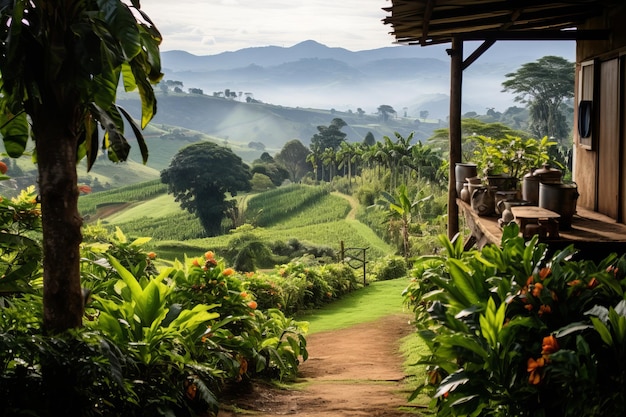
[33,106,84,333]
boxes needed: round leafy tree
[161,142,252,236]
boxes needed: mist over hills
[104,39,575,182]
[161,39,575,119]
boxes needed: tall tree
[0,0,162,332]
[275,139,311,182]
[310,118,347,181]
[501,56,574,141]
[251,152,289,186]
[377,104,396,123]
[161,142,252,236]
[310,118,347,153]
[363,131,376,147]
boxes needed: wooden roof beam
[462,39,496,71]
[420,0,436,45]
[460,29,610,41]
[397,28,609,46]
[425,0,597,22]
[424,6,598,36]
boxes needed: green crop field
[86,180,394,262]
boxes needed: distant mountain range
[161,39,575,119]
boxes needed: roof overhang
[383,0,616,46]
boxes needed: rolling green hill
[81,182,394,263]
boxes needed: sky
[141,0,397,55]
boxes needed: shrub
[369,255,408,281]
[354,182,381,206]
[404,224,626,417]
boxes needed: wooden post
[448,36,463,239]
[362,248,367,286]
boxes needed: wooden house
[384,0,626,258]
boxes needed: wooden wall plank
[597,58,620,219]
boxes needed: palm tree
[371,185,431,259]
[306,151,320,182]
[375,184,412,258]
[321,147,337,182]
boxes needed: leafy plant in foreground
[405,224,626,416]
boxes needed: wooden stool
[510,206,561,239]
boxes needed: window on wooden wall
[578,59,598,150]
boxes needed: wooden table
[457,199,626,261]
[510,206,561,238]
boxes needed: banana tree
[372,184,432,259]
[0,0,162,332]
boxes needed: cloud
[141,0,395,54]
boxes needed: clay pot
[523,164,563,204]
[460,183,471,203]
[494,190,519,214]
[455,163,477,197]
[539,182,579,229]
[471,186,496,216]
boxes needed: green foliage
[244,260,361,315]
[161,141,252,236]
[250,173,276,191]
[310,118,347,153]
[0,187,42,295]
[222,225,276,271]
[274,139,312,182]
[370,255,408,281]
[502,56,575,141]
[471,134,557,179]
[404,224,626,416]
[251,152,289,186]
[0,217,315,416]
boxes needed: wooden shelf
[457,199,626,259]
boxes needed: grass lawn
[297,278,412,334]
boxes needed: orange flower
[532,283,544,297]
[587,277,599,288]
[524,304,534,311]
[526,276,534,286]
[247,300,258,310]
[192,258,201,267]
[185,381,197,400]
[204,250,215,260]
[245,271,255,278]
[542,335,560,355]
[0,161,7,174]
[527,356,546,385]
[147,251,157,260]
[222,267,235,276]
[538,304,552,316]
[568,279,581,287]
[539,267,551,280]
[77,184,92,194]
[240,291,248,298]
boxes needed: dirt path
[217,314,423,417]
[332,191,359,220]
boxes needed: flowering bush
[404,224,626,416]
